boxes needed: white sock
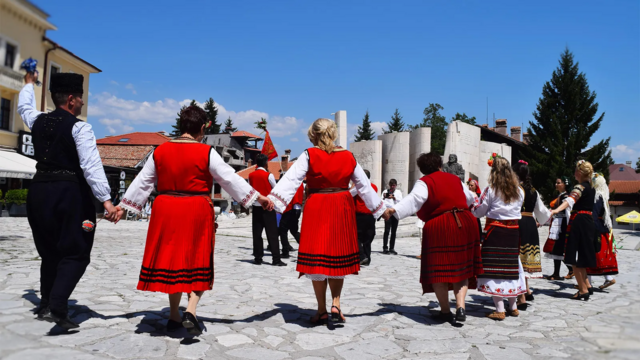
[605,275,614,281]
[588,275,593,284]
[507,297,517,311]
[493,296,505,312]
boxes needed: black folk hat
[50,73,84,95]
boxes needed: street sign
[120,171,126,180]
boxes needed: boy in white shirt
[381,179,403,254]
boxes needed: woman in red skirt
[118,106,271,335]
[268,118,385,325]
[382,152,482,323]
[587,173,618,289]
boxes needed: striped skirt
[297,191,360,277]
[519,215,542,278]
[137,194,215,293]
[478,219,526,297]
[420,210,482,293]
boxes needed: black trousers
[252,206,281,263]
[356,213,376,261]
[279,209,301,253]
[383,216,399,250]
[27,180,96,316]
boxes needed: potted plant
[6,189,28,217]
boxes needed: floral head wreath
[487,153,501,167]
[576,159,586,166]
[205,121,212,129]
[518,160,528,165]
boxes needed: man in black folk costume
[18,72,118,329]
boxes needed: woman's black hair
[513,161,533,191]
[417,152,443,175]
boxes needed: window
[620,167,624,172]
[0,98,11,131]
[118,138,129,142]
[48,64,61,90]
[4,43,16,68]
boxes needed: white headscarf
[592,173,612,231]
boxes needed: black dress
[519,187,542,276]
[564,182,597,268]
[549,192,569,259]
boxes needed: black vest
[31,108,82,181]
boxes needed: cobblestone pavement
[1,216,639,360]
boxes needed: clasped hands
[381,207,396,221]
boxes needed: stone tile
[334,338,403,359]
[226,346,290,360]
[177,340,211,359]
[217,333,254,347]
[83,334,167,358]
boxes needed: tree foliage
[170,100,197,136]
[411,103,447,155]
[224,116,238,133]
[203,98,220,135]
[383,108,405,134]
[354,110,376,141]
[523,48,613,201]
[451,112,476,125]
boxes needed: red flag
[261,130,278,161]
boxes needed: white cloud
[109,80,119,85]
[88,92,302,138]
[99,118,134,135]
[612,143,640,163]
[371,121,387,136]
[290,137,299,142]
[125,83,137,95]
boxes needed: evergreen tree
[383,108,405,134]
[224,116,238,133]
[170,100,197,136]
[354,110,376,141]
[636,158,640,174]
[203,98,220,134]
[412,103,447,155]
[523,48,613,201]
[451,112,476,125]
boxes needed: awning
[0,149,37,179]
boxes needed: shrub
[5,189,28,205]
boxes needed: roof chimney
[495,119,507,136]
[481,124,489,128]
[522,132,531,144]
[626,161,632,166]
[510,126,521,142]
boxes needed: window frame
[1,36,20,71]
[0,97,13,132]
[48,61,62,90]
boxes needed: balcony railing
[0,66,24,91]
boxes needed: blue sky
[33,0,639,163]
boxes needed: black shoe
[517,303,529,311]
[34,302,49,319]
[288,246,296,252]
[360,258,370,266]
[525,293,534,301]
[330,306,345,323]
[432,311,454,323]
[182,312,202,335]
[571,291,590,301]
[389,249,398,255]
[166,319,183,332]
[254,259,263,265]
[41,309,79,329]
[272,261,287,267]
[588,287,594,295]
[281,253,290,259]
[455,307,466,322]
[383,249,389,254]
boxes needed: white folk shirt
[252,167,276,207]
[17,84,111,202]
[381,188,403,208]
[471,186,525,220]
[268,150,386,219]
[120,149,258,214]
[392,179,478,220]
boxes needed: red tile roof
[97,145,154,168]
[97,132,171,146]
[609,181,640,194]
[231,131,263,140]
[236,160,296,180]
[608,164,640,181]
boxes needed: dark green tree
[383,108,405,134]
[354,110,376,141]
[451,112,476,125]
[412,103,446,155]
[170,99,197,136]
[523,48,613,201]
[224,116,237,133]
[636,158,640,174]
[203,98,220,134]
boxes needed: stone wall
[334,110,348,149]
[350,140,383,194]
[378,132,410,194]
[409,127,431,192]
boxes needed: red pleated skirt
[421,210,483,293]
[587,233,619,276]
[137,194,215,293]
[297,191,360,277]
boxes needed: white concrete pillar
[334,110,348,149]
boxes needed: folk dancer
[268,118,385,324]
[512,161,551,309]
[543,177,574,280]
[467,179,484,241]
[382,153,483,323]
[381,179,403,255]
[249,154,286,266]
[586,173,618,289]
[279,183,304,258]
[550,160,597,300]
[118,105,272,335]
[471,156,527,320]
[350,169,378,266]
[17,73,118,329]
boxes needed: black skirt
[564,213,597,268]
[519,216,541,274]
[550,216,568,258]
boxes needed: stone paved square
[1,216,639,359]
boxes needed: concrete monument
[442,154,465,182]
[334,110,348,149]
[409,127,431,191]
[378,132,410,194]
[350,140,383,194]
